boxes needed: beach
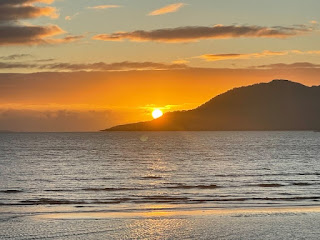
[2,206,320,239]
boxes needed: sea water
[1,132,320,239]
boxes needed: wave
[189,196,320,203]
[135,196,190,203]
[44,189,73,192]
[2,194,319,206]
[19,199,86,205]
[140,176,162,179]
[83,184,220,191]
[166,184,220,189]
[244,182,317,188]
[3,181,317,196]
[257,183,285,188]
[291,182,313,186]
[214,172,320,178]
[0,190,23,193]
[82,187,141,192]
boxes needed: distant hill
[103,80,320,131]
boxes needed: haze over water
[1,132,320,239]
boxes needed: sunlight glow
[152,109,163,119]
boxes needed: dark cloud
[42,61,188,71]
[0,0,54,6]
[0,60,188,71]
[200,50,288,61]
[0,5,56,21]
[0,0,82,46]
[256,62,320,69]
[0,25,65,45]
[0,109,114,132]
[93,25,311,43]
[0,61,37,69]
[34,58,55,62]
[0,25,84,46]
[0,54,33,60]
[2,58,320,72]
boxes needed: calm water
[1,132,320,239]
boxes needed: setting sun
[152,109,163,119]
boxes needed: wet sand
[36,205,320,219]
[1,206,320,240]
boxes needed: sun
[152,109,163,119]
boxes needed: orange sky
[0,68,319,131]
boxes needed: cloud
[0,25,83,46]
[189,49,320,62]
[0,62,36,69]
[46,35,85,44]
[148,3,185,16]
[0,54,33,60]
[34,58,55,62]
[0,109,115,132]
[255,62,320,69]
[0,0,82,46]
[0,60,188,71]
[88,5,121,10]
[43,61,188,71]
[0,25,65,45]
[0,5,58,21]
[0,0,54,6]
[172,59,190,64]
[291,50,320,55]
[200,50,288,61]
[65,12,79,21]
[93,24,311,43]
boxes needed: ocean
[1,132,320,239]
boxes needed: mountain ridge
[103,80,320,131]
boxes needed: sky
[0,0,320,131]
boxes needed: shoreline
[35,205,320,220]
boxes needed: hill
[103,80,320,131]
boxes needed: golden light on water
[152,109,163,119]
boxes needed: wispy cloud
[0,61,188,71]
[148,3,185,16]
[200,50,288,61]
[172,59,190,64]
[255,62,320,69]
[42,61,187,71]
[197,49,320,62]
[291,50,320,55]
[93,24,311,43]
[0,54,33,61]
[65,12,79,21]
[88,5,121,10]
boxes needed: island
[103,80,320,131]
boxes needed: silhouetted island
[103,80,320,131]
